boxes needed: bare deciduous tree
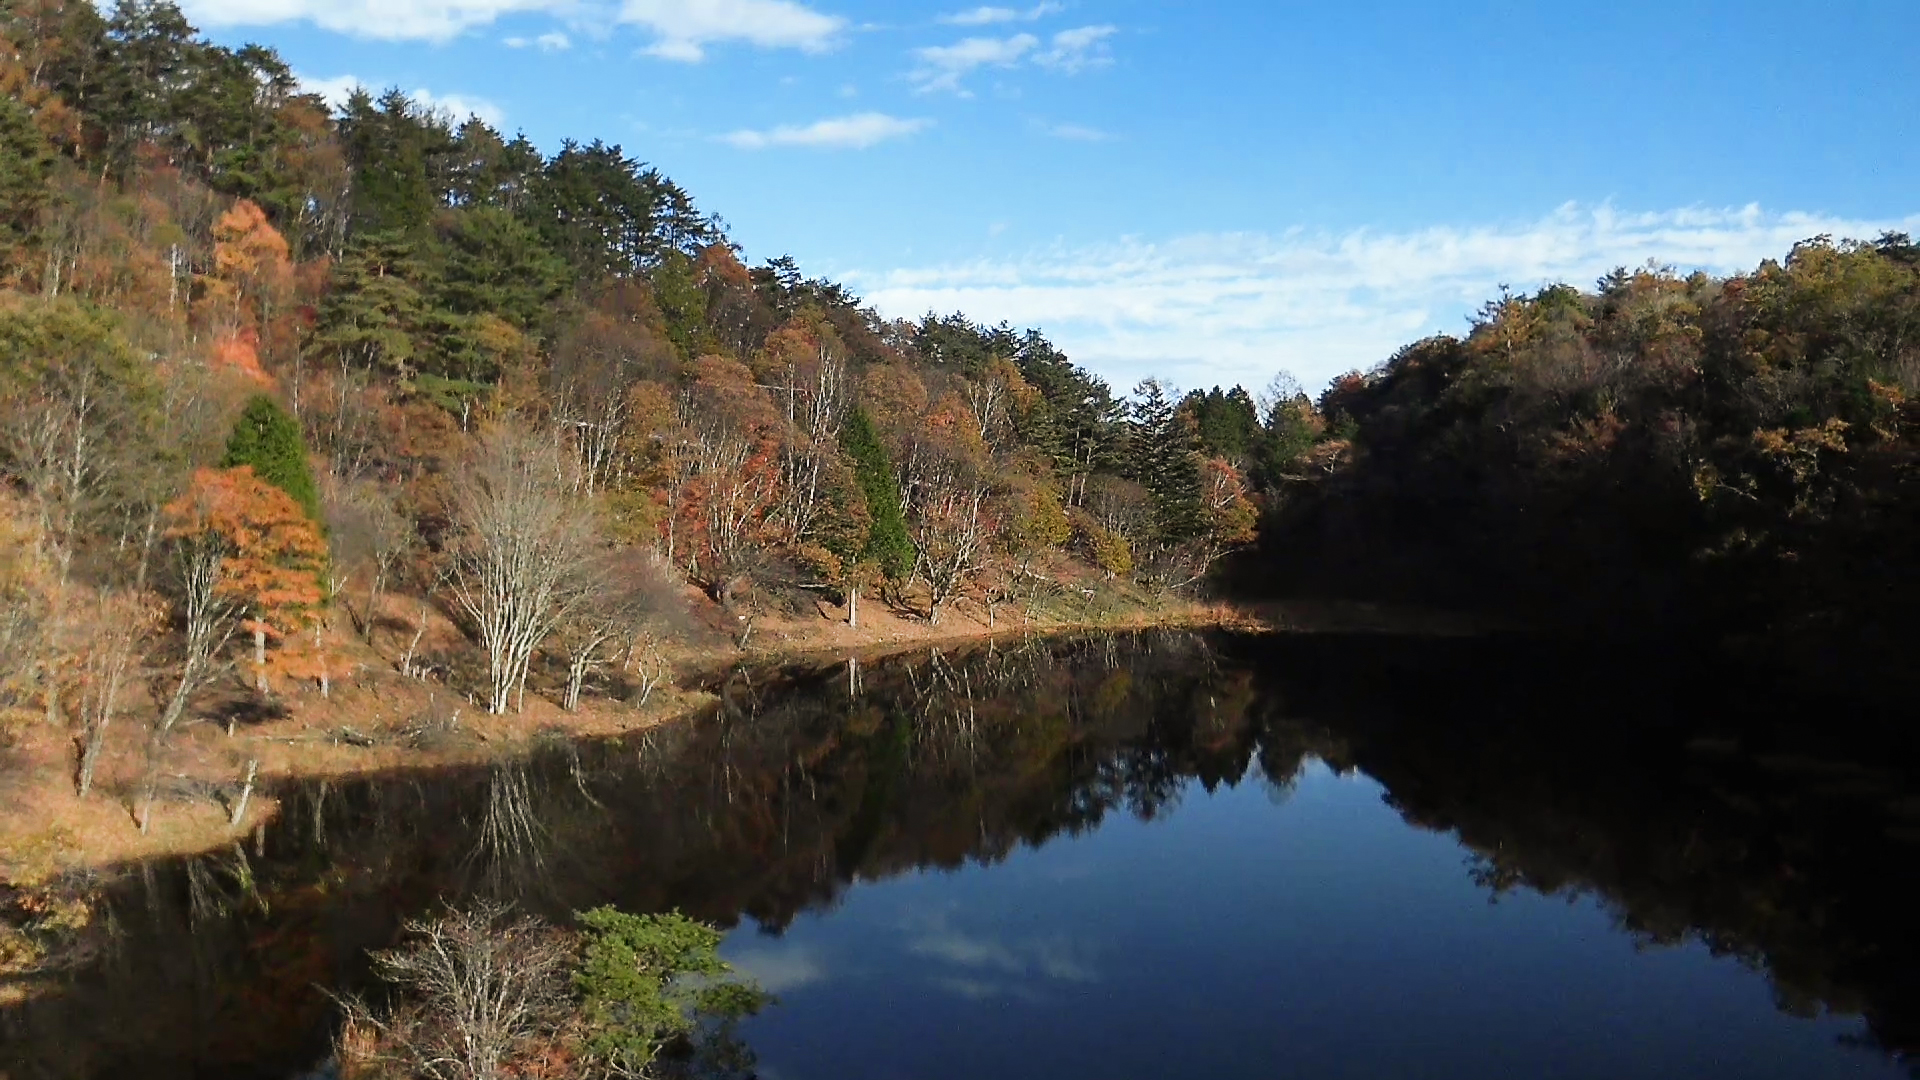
[447,427,597,714]
[153,532,238,737]
[906,396,995,626]
[140,534,239,833]
[672,358,783,594]
[3,364,104,584]
[323,475,413,642]
[0,501,55,714]
[73,591,155,798]
[552,548,684,712]
[341,903,572,1080]
[916,481,992,626]
[760,322,849,543]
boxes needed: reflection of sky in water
[721,760,1902,1080]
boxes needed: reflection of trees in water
[1252,634,1920,1074]
[3,630,1917,1076]
[0,630,1263,1077]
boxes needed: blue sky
[188,0,1920,393]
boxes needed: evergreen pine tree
[435,205,568,331]
[316,230,430,377]
[0,96,54,256]
[1126,379,1205,545]
[222,395,321,521]
[840,406,914,582]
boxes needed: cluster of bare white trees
[447,426,683,715]
[447,429,601,715]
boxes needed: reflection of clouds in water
[933,975,1048,1004]
[727,944,830,993]
[906,910,1102,991]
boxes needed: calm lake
[3,630,1916,1079]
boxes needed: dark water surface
[3,630,1917,1079]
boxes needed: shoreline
[0,598,1258,888]
[0,594,1496,889]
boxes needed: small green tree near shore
[575,906,770,1076]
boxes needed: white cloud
[297,72,505,127]
[183,0,568,41]
[910,33,1037,94]
[412,88,507,127]
[1034,23,1115,73]
[296,73,366,109]
[622,0,845,61]
[843,202,1920,395]
[505,29,570,49]
[727,945,829,993]
[1043,121,1111,141]
[939,2,1062,26]
[721,112,931,149]
[206,0,844,48]
[905,913,1101,989]
[911,22,1113,93]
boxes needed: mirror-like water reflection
[2,630,1916,1079]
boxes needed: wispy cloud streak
[722,112,930,149]
[845,202,1920,393]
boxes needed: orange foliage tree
[164,466,326,692]
[1191,456,1258,580]
[665,356,785,597]
[202,199,295,380]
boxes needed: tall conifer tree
[222,395,320,522]
[840,406,914,582]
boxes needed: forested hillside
[5,0,1916,799]
[0,0,1281,755]
[1255,238,1920,699]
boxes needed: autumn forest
[5,0,1920,843]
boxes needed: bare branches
[348,903,573,1080]
[73,591,156,798]
[152,531,239,739]
[553,548,684,712]
[322,474,413,642]
[446,426,598,714]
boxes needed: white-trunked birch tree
[448,426,598,714]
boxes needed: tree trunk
[401,600,428,677]
[137,779,155,834]
[133,506,159,593]
[76,712,109,799]
[230,759,258,826]
[252,626,268,692]
[362,569,388,643]
[848,586,858,629]
[315,623,329,699]
[564,658,587,712]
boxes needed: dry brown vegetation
[0,525,1242,888]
